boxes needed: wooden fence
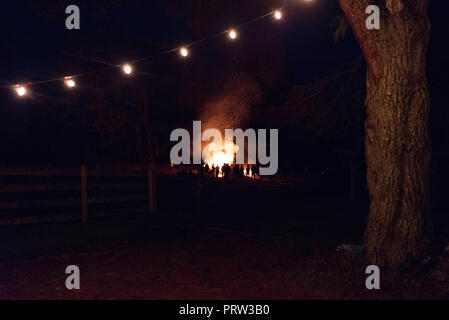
[0,166,157,226]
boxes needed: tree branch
[338,0,382,81]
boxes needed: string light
[274,10,283,20]
[122,64,133,75]
[64,76,76,88]
[15,85,27,97]
[5,1,314,96]
[180,47,189,57]
[228,29,238,40]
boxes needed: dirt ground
[1,223,447,300]
[1,176,448,300]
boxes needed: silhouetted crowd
[177,163,259,180]
[202,163,259,180]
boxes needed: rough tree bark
[338,0,432,267]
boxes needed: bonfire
[203,140,237,177]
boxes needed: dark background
[0,0,448,170]
[1,1,449,300]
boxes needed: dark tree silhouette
[338,0,432,267]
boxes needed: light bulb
[64,77,76,88]
[180,47,189,57]
[15,85,27,97]
[228,29,238,40]
[122,64,133,75]
[274,10,282,20]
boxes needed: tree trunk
[338,0,432,267]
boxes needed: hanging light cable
[5,2,311,94]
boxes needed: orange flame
[203,140,238,176]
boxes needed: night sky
[0,0,448,165]
[2,1,358,83]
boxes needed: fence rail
[0,165,157,226]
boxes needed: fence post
[81,165,88,223]
[148,164,157,214]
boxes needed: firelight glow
[15,85,27,97]
[203,140,239,176]
[122,64,133,75]
[228,29,238,40]
[180,47,189,57]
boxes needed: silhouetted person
[223,163,231,180]
[215,166,219,178]
[244,165,248,176]
[250,165,256,179]
[222,164,226,179]
[233,164,240,178]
